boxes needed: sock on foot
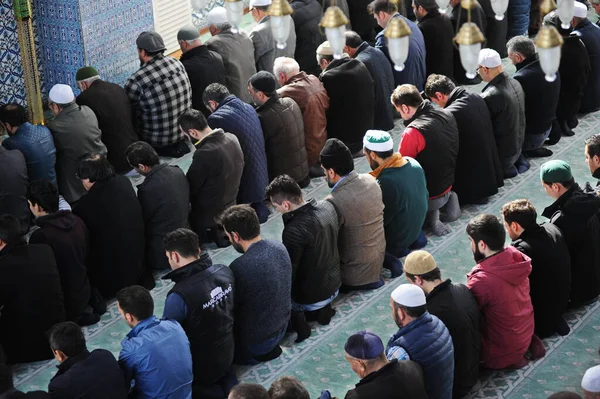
[316,305,336,326]
[440,192,461,223]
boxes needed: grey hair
[77,75,101,84]
[183,38,202,46]
[506,35,536,58]
[273,57,300,77]
[213,22,231,30]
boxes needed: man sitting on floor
[585,134,600,185]
[47,322,126,398]
[392,84,461,236]
[266,175,340,343]
[219,205,292,364]
[387,284,454,399]
[404,250,481,398]
[363,130,428,269]
[502,199,571,338]
[269,377,311,399]
[321,139,386,290]
[117,286,193,398]
[466,214,545,369]
[541,160,600,308]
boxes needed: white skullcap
[49,84,75,104]
[391,284,426,307]
[207,7,228,25]
[250,0,272,7]
[364,130,394,152]
[478,48,502,68]
[317,41,333,56]
[574,1,588,18]
[583,365,600,392]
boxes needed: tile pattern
[0,0,27,105]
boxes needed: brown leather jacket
[277,71,329,166]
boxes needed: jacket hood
[35,210,78,231]
[542,184,600,219]
[468,246,532,286]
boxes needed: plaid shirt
[125,55,191,147]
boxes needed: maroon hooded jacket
[467,246,534,369]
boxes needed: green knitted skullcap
[76,66,99,82]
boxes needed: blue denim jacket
[3,122,56,183]
[119,316,193,399]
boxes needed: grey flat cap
[136,31,166,52]
[177,25,200,41]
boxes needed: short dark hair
[178,108,209,132]
[367,0,397,14]
[424,74,456,99]
[125,141,160,168]
[466,214,506,251]
[75,153,115,182]
[405,267,442,283]
[364,148,394,160]
[203,83,230,108]
[116,285,154,321]
[391,84,423,108]
[542,177,575,189]
[501,199,538,230]
[585,134,600,158]
[506,35,536,58]
[218,205,261,240]
[163,228,201,258]
[396,303,427,318]
[265,175,303,205]
[0,364,15,394]
[49,321,87,357]
[229,383,270,399]
[0,214,22,245]
[269,376,310,399]
[0,103,28,127]
[27,180,60,214]
[344,31,363,48]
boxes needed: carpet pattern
[13,107,600,398]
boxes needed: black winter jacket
[405,101,459,198]
[282,199,341,304]
[162,253,235,388]
[481,72,526,160]
[0,147,29,234]
[290,0,323,76]
[256,94,309,185]
[418,9,454,79]
[511,223,571,338]
[180,45,227,117]
[320,57,374,153]
[0,242,65,364]
[542,184,600,307]
[426,280,480,399]
[353,42,395,131]
[137,164,190,269]
[73,175,148,299]
[556,34,591,122]
[30,211,90,321]
[48,349,127,398]
[187,129,244,233]
[444,87,503,204]
[345,360,427,399]
[513,54,560,137]
[574,18,600,113]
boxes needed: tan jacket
[278,71,329,166]
[326,171,385,286]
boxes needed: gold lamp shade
[384,16,412,39]
[539,0,557,14]
[454,22,485,45]
[267,0,294,16]
[460,0,479,10]
[320,5,350,28]
[535,24,564,48]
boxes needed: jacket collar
[59,103,81,116]
[143,163,168,180]
[356,359,399,386]
[323,55,351,74]
[390,312,432,341]
[354,41,370,57]
[0,240,27,257]
[256,92,281,112]
[445,87,466,108]
[575,18,592,30]
[332,170,358,192]
[426,279,452,301]
[282,198,317,225]
[515,53,539,72]
[127,315,160,339]
[180,45,209,61]
[516,223,543,242]
[541,184,580,219]
[216,95,237,110]
[482,71,507,93]
[139,54,165,69]
[593,168,600,180]
[55,349,91,374]
[195,128,225,148]
[284,71,308,85]
[162,252,214,283]
[404,100,434,126]
[419,8,441,22]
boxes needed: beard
[326,175,335,188]
[473,247,486,263]
[232,241,245,254]
[367,157,380,171]
[392,309,403,328]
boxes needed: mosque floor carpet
[13,103,600,398]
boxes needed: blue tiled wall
[0,0,27,105]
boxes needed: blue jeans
[292,291,339,312]
[235,327,286,365]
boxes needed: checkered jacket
[125,55,192,148]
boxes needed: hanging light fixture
[436,0,450,12]
[320,5,350,59]
[490,0,509,20]
[224,0,245,33]
[454,0,486,78]
[190,0,209,10]
[555,0,573,29]
[268,0,294,49]
[536,0,563,82]
[384,17,413,71]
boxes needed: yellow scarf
[369,153,408,179]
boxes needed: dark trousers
[192,369,238,399]
[154,139,191,158]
